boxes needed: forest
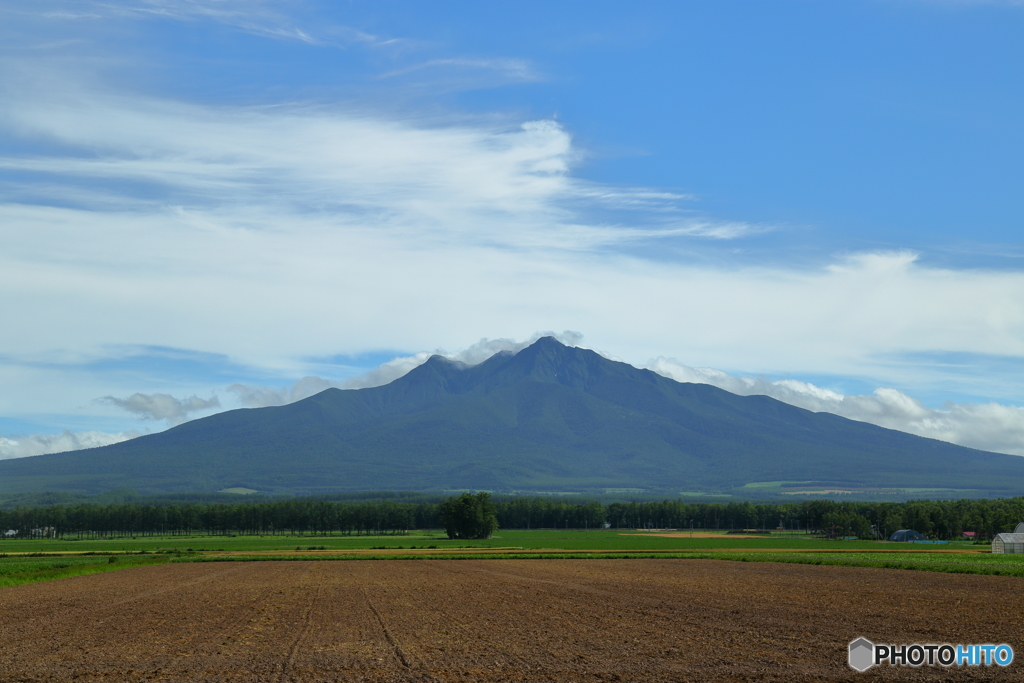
[4,496,1024,540]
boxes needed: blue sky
[2,0,1024,458]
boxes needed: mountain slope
[1,337,1022,495]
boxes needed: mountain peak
[529,335,566,349]
[494,336,602,388]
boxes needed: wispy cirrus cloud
[94,0,316,41]
[568,187,699,208]
[41,11,104,20]
[380,58,541,83]
[667,219,772,240]
[0,69,742,258]
[29,0,390,47]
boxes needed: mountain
[2,337,1024,496]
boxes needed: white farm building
[992,523,1024,554]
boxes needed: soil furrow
[363,587,414,669]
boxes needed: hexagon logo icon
[849,637,875,672]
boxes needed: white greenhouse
[992,533,1024,554]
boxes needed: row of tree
[3,496,1024,540]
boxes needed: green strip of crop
[0,557,170,588]
[696,552,1024,577]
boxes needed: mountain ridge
[0,337,1021,496]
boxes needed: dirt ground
[0,559,1021,682]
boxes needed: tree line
[3,496,1024,540]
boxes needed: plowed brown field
[0,559,1021,682]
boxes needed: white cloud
[339,355,435,392]
[98,393,220,424]
[227,376,338,409]
[0,429,137,459]
[648,358,1024,456]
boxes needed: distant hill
[2,337,1024,496]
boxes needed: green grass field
[0,529,946,553]
[0,530,1016,587]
